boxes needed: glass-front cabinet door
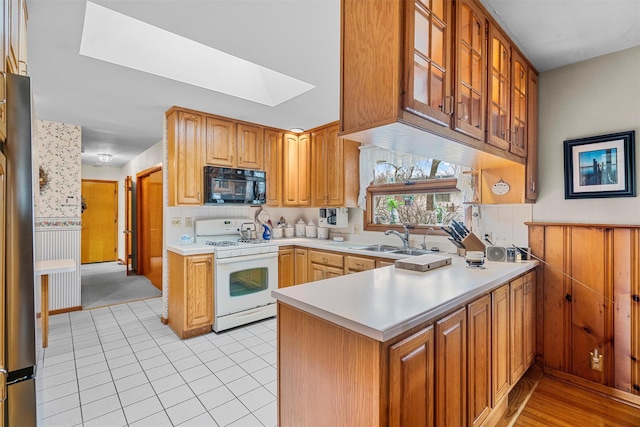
[487,26,511,151]
[455,0,487,141]
[404,0,452,127]
[510,52,528,157]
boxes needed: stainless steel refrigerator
[1,73,37,426]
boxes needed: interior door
[0,151,6,427]
[124,176,133,275]
[138,167,163,290]
[81,180,118,264]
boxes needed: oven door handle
[215,252,277,265]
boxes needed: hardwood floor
[514,376,640,426]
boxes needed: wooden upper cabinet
[204,119,263,170]
[510,52,528,157]
[311,123,360,208]
[7,0,27,75]
[167,109,203,206]
[454,0,487,141]
[404,0,452,127]
[312,124,345,207]
[237,123,264,170]
[282,133,311,207]
[204,116,236,167]
[526,71,539,202]
[0,0,6,143]
[340,0,538,175]
[487,26,511,151]
[311,127,330,206]
[264,129,282,206]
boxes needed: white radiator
[35,220,82,311]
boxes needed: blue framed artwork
[563,130,636,199]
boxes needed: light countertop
[166,237,435,259]
[35,259,76,275]
[272,256,538,342]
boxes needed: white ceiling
[27,0,640,167]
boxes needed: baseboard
[118,258,126,265]
[50,305,82,316]
[160,317,168,325]
[543,366,640,409]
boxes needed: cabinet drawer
[308,250,344,268]
[345,255,376,273]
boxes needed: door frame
[124,176,134,275]
[81,179,118,264]
[135,165,162,275]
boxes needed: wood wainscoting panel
[527,222,640,401]
[277,303,381,427]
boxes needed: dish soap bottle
[262,224,271,241]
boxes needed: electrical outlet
[171,217,182,227]
[353,224,361,234]
[590,349,603,372]
[185,217,193,227]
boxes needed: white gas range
[194,218,278,332]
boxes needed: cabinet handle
[530,181,536,193]
[439,96,454,115]
[197,192,201,201]
[632,294,639,303]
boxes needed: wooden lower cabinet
[492,284,510,406]
[344,254,376,274]
[510,276,526,383]
[308,249,344,282]
[524,270,536,365]
[278,270,537,426]
[389,326,435,427]
[278,247,294,288]
[376,259,395,268]
[467,295,492,427]
[168,252,213,338]
[294,248,308,285]
[436,307,467,427]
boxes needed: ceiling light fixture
[98,153,113,163]
[79,2,315,107]
[290,128,304,133]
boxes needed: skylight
[79,1,315,106]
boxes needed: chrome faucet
[422,227,435,250]
[385,223,413,248]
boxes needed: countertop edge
[272,260,538,342]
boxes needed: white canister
[284,223,294,238]
[295,219,306,237]
[305,220,317,238]
[272,226,283,239]
[317,227,329,239]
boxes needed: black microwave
[203,166,266,205]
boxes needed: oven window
[229,267,268,297]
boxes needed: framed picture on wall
[563,130,636,199]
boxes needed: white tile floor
[36,298,278,427]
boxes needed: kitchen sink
[389,248,436,256]
[352,244,400,252]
